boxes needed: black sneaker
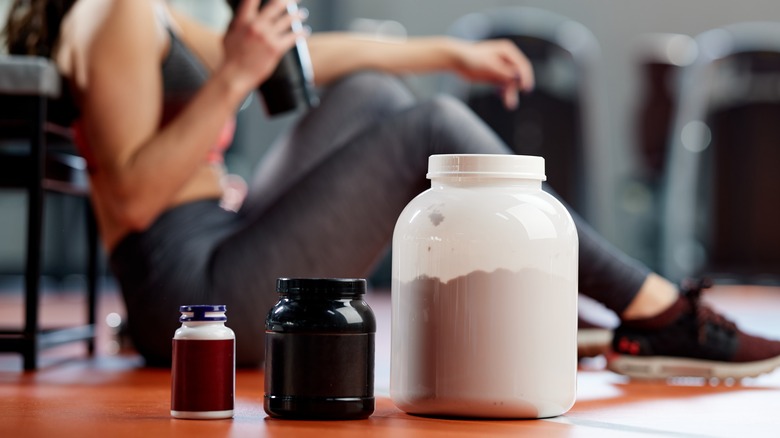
[607,278,780,380]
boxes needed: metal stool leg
[86,201,99,356]
[22,96,47,371]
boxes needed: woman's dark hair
[3,0,77,57]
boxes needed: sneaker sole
[607,354,780,380]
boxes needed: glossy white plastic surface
[171,314,235,420]
[390,154,578,418]
[173,321,236,341]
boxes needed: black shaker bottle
[227,0,318,115]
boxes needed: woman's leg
[240,72,417,218]
[210,72,653,364]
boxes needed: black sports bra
[159,29,210,125]
[71,27,234,172]
[54,28,210,127]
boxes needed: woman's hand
[220,0,305,94]
[452,39,535,110]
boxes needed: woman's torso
[55,0,229,251]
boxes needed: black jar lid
[276,278,366,297]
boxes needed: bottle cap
[427,154,546,180]
[179,305,227,322]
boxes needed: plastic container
[264,278,376,420]
[257,0,318,115]
[171,305,235,420]
[390,154,578,418]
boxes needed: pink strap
[207,118,236,164]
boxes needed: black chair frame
[0,55,99,370]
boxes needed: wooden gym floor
[1,281,779,437]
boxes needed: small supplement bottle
[171,305,235,420]
[391,154,578,419]
[264,278,376,420]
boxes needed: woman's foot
[608,278,780,380]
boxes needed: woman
[5,0,780,380]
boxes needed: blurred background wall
[2,0,780,286]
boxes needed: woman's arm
[308,32,534,107]
[79,0,298,231]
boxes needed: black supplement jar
[264,278,376,420]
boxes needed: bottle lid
[276,278,367,297]
[179,305,227,322]
[427,154,546,181]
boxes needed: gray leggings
[110,72,650,367]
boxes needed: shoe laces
[681,278,737,344]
